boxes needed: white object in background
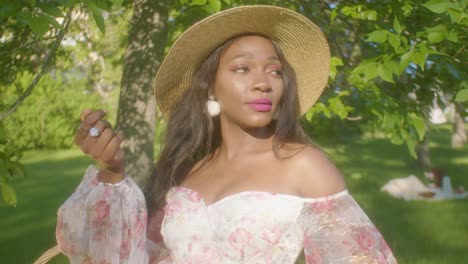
[441,176,454,198]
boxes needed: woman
[57,5,397,263]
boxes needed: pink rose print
[303,233,324,264]
[260,226,283,246]
[119,237,131,260]
[229,227,253,252]
[353,229,376,252]
[134,210,147,238]
[309,199,335,214]
[93,200,110,225]
[189,190,202,203]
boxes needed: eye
[270,69,283,76]
[234,67,249,73]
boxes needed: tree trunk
[416,135,431,170]
[451,103,466,148]
[116,0,169,186]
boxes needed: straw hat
[154,5,330,117]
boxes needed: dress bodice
[57,166,397,264]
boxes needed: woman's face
[214,35,284,129]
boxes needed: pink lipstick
[248,98,272,112]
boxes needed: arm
[291,146,396,263]
[56,165,149,263]
[298,193,397,263]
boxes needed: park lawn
[1,125,467,264]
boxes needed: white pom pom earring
[206,95,221,117]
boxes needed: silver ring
[89,127,101,137]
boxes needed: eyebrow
[228,53,280,62]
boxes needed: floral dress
[57,165,397,263]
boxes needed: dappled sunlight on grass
[0,148,92,264]
[313,125,468,264]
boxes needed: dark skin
[181,36,346,204]
[75,109,125,183]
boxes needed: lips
[247,98,272,112]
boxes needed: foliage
[304,0,466,158]
[0,0,125,206]
[178,0,467,158]
[0,124,25,207]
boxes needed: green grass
[1,126,467,263]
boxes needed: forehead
[221,35,279,61]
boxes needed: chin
[244,115,274,128]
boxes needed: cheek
[273,81,285,103]
[215,74,248,101]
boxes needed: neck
[216,117,275,161]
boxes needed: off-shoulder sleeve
[298,191,397,264]
[56,165,149,263]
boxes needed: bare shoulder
[281,144,347,198]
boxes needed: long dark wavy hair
[145,34,311,213]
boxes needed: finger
[101,133,124,162]
[81,120,112,153]
[113,149,125,164]
[75,110,107,142]
[80,109,94,122]
[90,128,114,158]
[81,109,107,132]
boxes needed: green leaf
[446,29,458,42]
[56,0,79,7]
[190,0,207,5]
[39,4,64,17]
[0,181,17,207]
[208,0,221,12]
[402,4,413,16]
[391,133,404,145]
[388,33,401,52]
[330,8,338,24]
[412,115,426,140]
[222,0,231,4]
[427,31,445,43]
[366,30,388,43]
[412,51,427,71]
[93,0,112,11]
[377,63,394,83]
[40,13,62,30]
[454,89,468,102]
[353,61,379,81]
[328,97,348,119]
[386,59,400,77]
[365,10,377,21]
[329,57,344,80]
[399,50,413,74]
[406,138,417,159]
[422,0,458,14]
[29,15,50,36]
[180,0,189,4]
[86,2,106,34]
[393,17,402,34]
[447,7,463,23]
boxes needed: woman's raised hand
[75,109,126,183]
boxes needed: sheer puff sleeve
[56,165,149,264]
[298,190,397,264]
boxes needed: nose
[251,73,272,92]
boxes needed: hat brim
[154,5,330,117]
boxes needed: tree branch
[0,7,74,121]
